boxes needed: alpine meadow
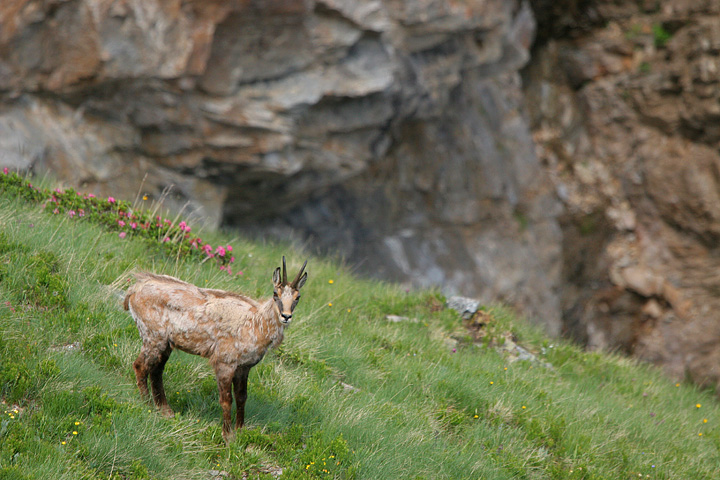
[1,170,719,479]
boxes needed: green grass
[1,178,720,479]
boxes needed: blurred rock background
[2,0,720,388]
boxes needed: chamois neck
[254,298,284,350]
[258,297,278,322]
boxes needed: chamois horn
[282,256,288,284]
[292,259,308,288]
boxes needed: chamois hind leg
[233,366,250,430]
[148,343,174,417]
[133,345,153,399]
[215,363,236,443]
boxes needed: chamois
[123,257,307,441]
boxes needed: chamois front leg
[216,364,236,443]
[233,366,250,430]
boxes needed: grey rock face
[0,0,561,334]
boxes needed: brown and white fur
[123,257,307,441]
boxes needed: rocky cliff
[525,0,720,386]
[0,0,563,335]
[2,0,720,387]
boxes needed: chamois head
[272,256,308,324]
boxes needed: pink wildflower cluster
[188,238,240,276]
[15,180,243,276]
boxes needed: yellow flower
[61,441,66,445]
[699,432,703,436]
[490,381,494,385]
[473,414,479,419]
[328,302,333,307]
[328,279,334,284]
[74,421,80,425]
[696,403,702,408]
[72,431,78,435]
[675,383,680,387]
[143,195,148,201]
[522,406,527,409]
[347,308,351,313]
[704,418,708,423]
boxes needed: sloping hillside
[1,172,718,479]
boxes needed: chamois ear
[296,272,307,290]
[273,267,282,287]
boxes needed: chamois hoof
[160,406,175,418]
[222,430,236,445]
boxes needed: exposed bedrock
[0,0,562,335]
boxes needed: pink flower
[53,208,59,214]
[78,209,85,217]
[130,222,137,229]
[179,221,188,232]
[229,256,235,264]
[2,167,7,175]
[163,237,170,243]
[236,270,243,276]
[68,210,76,218]
[118,232,127,239]
[227,245,233,253]
[118,220,126,227]
[203,244,213,255]
[108,196,115,203]
[215,246,226,257]
[87,193,95,198]
[55,188,63,194]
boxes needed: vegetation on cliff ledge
[1,170,719,479]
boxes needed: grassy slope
[0,187,719,479]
